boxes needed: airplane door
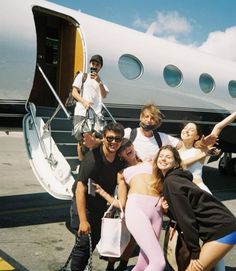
[30,7,84,108]
[30,11,60,107]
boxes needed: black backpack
[65,72,88,113]
[129,128,162,148]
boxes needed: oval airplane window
[118,54,143,80]
[228,80,236,98]
[163,65,182,87]
[199,73,215,93]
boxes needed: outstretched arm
[182,148,206,167]
[93,172,128,208]
[211,111,236,137]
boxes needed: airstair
[23,103,78,200]
[23,64,115,200]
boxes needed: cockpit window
[163,65,182,87]
[199,73,215,93]
[228,80,236,98]
[118,54,143,80]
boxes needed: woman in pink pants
[94,138,168,271]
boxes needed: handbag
[73,108,107,140]
[94,113,107,138]
[164,220,191,271]
[58,233,92,271]
[96,200,131,257]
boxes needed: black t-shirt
[73,145,125,215]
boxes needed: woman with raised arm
[179,111,236,193]
[153,145,236,271]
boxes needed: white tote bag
[96,200,130,257]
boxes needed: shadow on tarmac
[0,192,71,228]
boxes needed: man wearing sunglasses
[69,122,125,271]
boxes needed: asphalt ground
[0,131,235,271]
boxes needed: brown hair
[140,104,165,127]
[103,122,124,137]
[152,145,183,193]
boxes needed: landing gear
[218,153,236,175]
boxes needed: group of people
[68,54,236,271]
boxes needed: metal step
[57,143,77,157]
[35,105,80,175]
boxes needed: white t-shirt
[179,147,212,194]
[73,72,109,117]
[124,127,180,161]
[179,147,203,178]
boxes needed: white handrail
[37,63,70,119]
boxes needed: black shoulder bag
[65,72,87,113]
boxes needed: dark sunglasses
[118,140,133,153]
[105,136,123,143]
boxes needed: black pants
[70,199,103,271]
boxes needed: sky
[49,0,236,61]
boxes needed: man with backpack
[72,54,109,160]
[124,103,182,161]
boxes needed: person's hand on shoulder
[201,134,218,146]
[195,134,218,151]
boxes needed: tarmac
[0,131,235,271]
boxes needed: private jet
[0,0,235,199]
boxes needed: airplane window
[118,54,143,80]
[228,80,236,98]
[163,65,182,87]
[199,73,215,93]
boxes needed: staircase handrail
[101,102,117,123]
[37,63,70,119]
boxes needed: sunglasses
[105,136,123,143]
[118,140,132,153]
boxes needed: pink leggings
[125,194,166,271]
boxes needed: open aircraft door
[22,4,86,200]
